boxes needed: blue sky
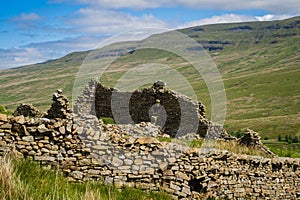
[0,0,299,69]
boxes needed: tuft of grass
[100,117,116,124]
[157,137,172,143]
[202,140,272,157]
[0,155,15,199]
[227,129,244,138]
[0,105,12,115]
[188,139,204,148]
[0,154,173,200]
[0,105,7,114]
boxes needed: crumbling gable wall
[75,80,210,137]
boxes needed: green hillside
[0,16,299,141]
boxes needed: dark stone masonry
[14,103,44,117]
[75,79,227,139]
[0,85,299,199]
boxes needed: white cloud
[2,0,298,69]
[179,14,256,28]
[26,36,104,51]
[0,47,45,69]
[0,36,108,69]
[12,13,42,21]
[1,11,295,69]
[76,0,164,9]
[10,13,43,30]
[68,8,169,34]
[255,14,293,21]
[178,14,293,28]
[175,0,300,14]
[71,0,300,14]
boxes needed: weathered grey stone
[163,169,174,176]
[175,171,190,180]
[112,157,123,167]
[0,123,12,129]
[26,126,37,133]
[134,159,143,165]
[88,169,101,175]
[38,124,49,133]
[41,148,50,153]
[15,115,25,124]
[124,159,133,165]
[78,159,91,165]
[50,150,58,155]
[170,181,181,191]
[182,186,191,195]
[66,123,72,133]
[22,136,34,142]
[25,145,33,150]
[104,177,113,184]
[28,150,36,156]
[0,140,7,146]
[70,171,84,179]
[136,137,161,145]
[34,156,55,162]
[59,126,65,134]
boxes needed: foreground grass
[0,154,173,200]
[173,138,272,158]
[201,140,272,158]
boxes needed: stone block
[22,136,34,142]
[70,171,84,180]
[0,114,7,122]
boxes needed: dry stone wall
[0,90,300,199]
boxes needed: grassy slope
[180,17,300,137]
[0,17,299,140]
[0,52,87,111]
